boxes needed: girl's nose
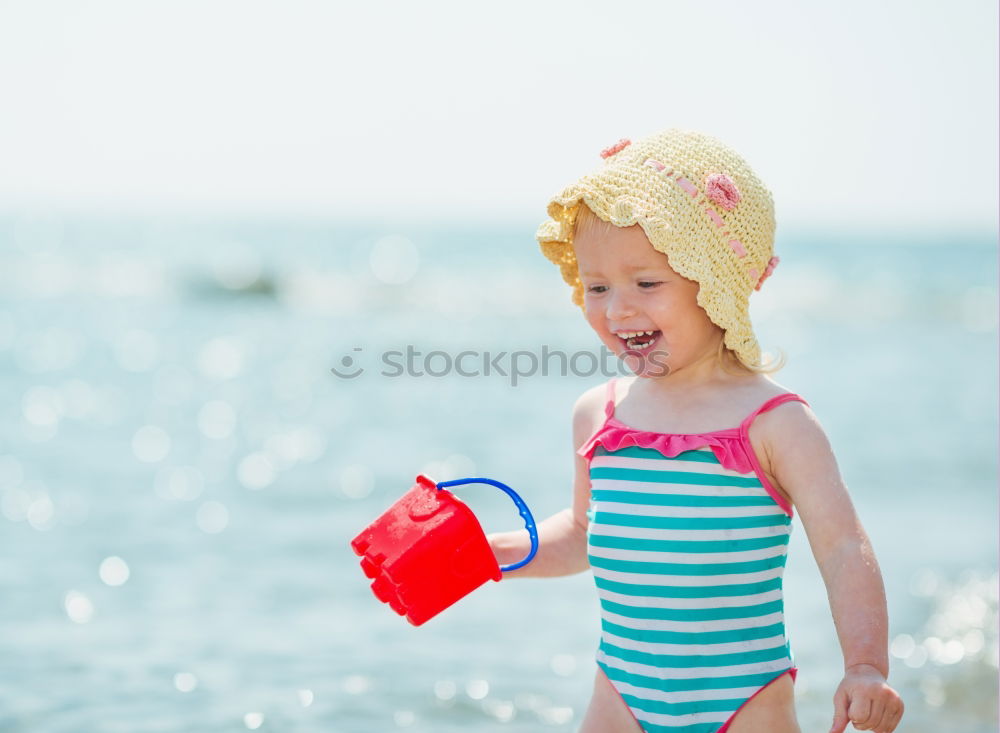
[605,290,636,320]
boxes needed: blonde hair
[573,203,786,375]
[718,340,786,375]
[574,201,615,241]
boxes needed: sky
[0,0,997,233]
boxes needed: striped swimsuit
[578,378,810,733]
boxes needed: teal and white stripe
[587,443,795,733]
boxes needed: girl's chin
[613,333,671,377]
[626,352,671,378]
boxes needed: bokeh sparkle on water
[0,214,996,732]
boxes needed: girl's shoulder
[740,375,814,433]
[750,375,811,413]
[571,381,613,450]
[709,374,807,415]
[748,379,824,469]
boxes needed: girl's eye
[638,281,663,289]
[586,285,607,294]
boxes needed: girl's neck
[638,349,750,397]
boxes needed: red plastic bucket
[350,474,537,626]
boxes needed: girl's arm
[487,385,604,578]
[766,402,904,733]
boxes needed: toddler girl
[488,129,904,733]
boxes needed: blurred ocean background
[0,214,995,732]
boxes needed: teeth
[617,330,656,338]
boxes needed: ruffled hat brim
[536,129,774,369]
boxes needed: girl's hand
[829,663,904,733]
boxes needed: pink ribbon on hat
[754,256,780,291]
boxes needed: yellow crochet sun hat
[536,128,779,369]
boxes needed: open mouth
[616,330,662,352]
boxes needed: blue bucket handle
[435,477,539,572]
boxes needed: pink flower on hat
[705,173,741,211]
[754,256,780,291]
[600,138,631,159]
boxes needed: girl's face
[573,219,725,380]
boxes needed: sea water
[0,214,996,732]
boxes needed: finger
[848,696,873,729]
[830,688,850,733]
[878,701,905,733]
[864,700,887,732]
[893,699,906,730]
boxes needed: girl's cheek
[584,310,613,342]
[585,314,604,335]
[586,306,606,327]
